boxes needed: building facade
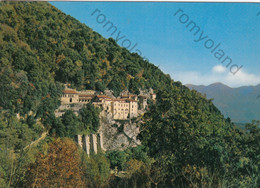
[58,87,155,120]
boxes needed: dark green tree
[60,110,82,138]
[78,103,101,133]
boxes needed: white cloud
[212,65,226,74]
[171,65,260,87]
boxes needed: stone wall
[76,132,105,155]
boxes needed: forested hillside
[187,83,260,123]
[0,2,259,187]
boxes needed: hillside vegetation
[0,2,259,187]
[187,83,260,123]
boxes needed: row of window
[115,112,129,115]
[62,94,75,97]
[79,99,91,102]
[114,103,129,107]
[115,109,128,112]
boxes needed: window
[70,98,72,103]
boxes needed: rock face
[100,113,141,151]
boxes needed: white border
[6,0,260,3]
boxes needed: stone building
[59,89,140,120]
[61,88,96,104]
[78,94,94,103]
[57,87,155,120]
[112,99,130,120]
[61,89,79,104]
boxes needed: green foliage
[0,111,43,187]
[106,146,150,171]
[79,103,101,134]
[106,150,128,171]
[139,85,260,187]
[50,103,100,137]
[0,1,171,97]
[0,112,41,151]
[83,152,111,187]
[60,110,82,137]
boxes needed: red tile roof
[112,99,127,102]
[96,95,111,99]
[79,94,94,98]
[121,94,137,98]
[126,99,137,102]
[63,90,77,94]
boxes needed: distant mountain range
[186,83,260,123]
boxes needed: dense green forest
[0,2,259,187]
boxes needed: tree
[79,103,101,133]
[125,159,144,187]
[61,110,83,137]
[95,81,106,92]
[0,111,42,187]
[129,78,140,95]
[83,153,111,188]
[138,86,237,186]
[56,57,77,83]
[24,138,84,187]
[107,77,123,97]
[106,150,128,171]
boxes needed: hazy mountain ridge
[186,83,260,123]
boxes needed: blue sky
[51,2,260,87]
